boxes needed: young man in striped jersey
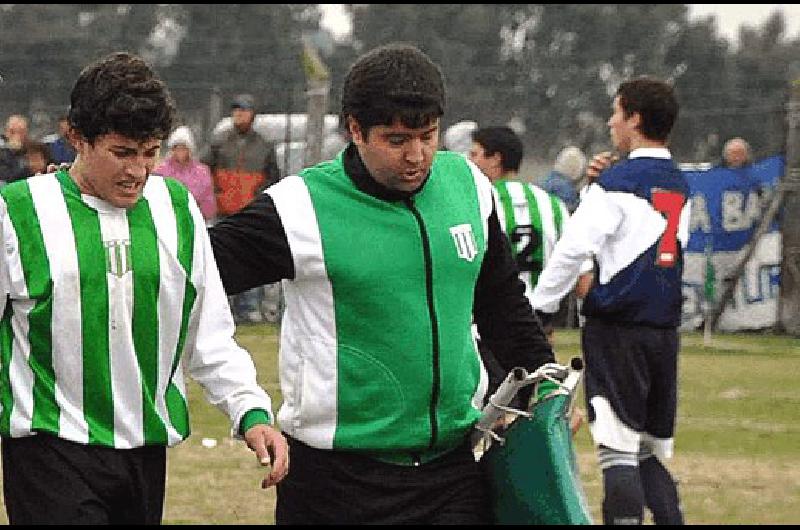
[469,126,570,337]
[210,44,556,524]
[532,77,689,525]
[0,52,288,525]
[468,126,570,412]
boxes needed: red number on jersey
[651,190,684,267]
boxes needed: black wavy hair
[68,52,175,144]
[341,43,445,138]
[616,77,678,142]
[471,126,524,173]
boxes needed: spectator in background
[204,93,280,215]
[721,137,752,168]
[442,119,478,156]
[203,93,281,324]
[45,114,77,164]
[23,140,50,176]
[155,126,216,223]
[0,115,32,184]
[539,145,586,213]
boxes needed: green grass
[1,325,797,524]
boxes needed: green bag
[482,391,592,525]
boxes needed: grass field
[1,325,797,524]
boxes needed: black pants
[2,434,166,525]
[276,435,490,525]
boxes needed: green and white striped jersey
[0,170,272,449]
[493,179,569,303]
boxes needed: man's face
[5,117,28,149]
[350,117,439,193]
[607,96,638,153]
[26,151,47,175]
[725,142,749,168]
[73,132,161,209]
[232,107,254,131]
[468,142,501,181]
[58,118,70,137]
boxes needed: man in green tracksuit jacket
[210,44,555,524]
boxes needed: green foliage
[332,4,800,163]
[2,5,800,169]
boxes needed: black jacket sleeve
[209,192,294,295]
[473,206,556,374]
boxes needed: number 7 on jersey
[651,189,685,268]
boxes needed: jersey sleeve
[184,195,274,436]
[209,191,294,294]
[532,182,622,313]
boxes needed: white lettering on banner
[688,194,711,233]
[680,232,781,331]
[722,190,762,232]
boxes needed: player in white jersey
[533,77,689,525]
[0,52,287,525]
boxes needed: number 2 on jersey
[510,224,542,273]
[651,190,684,267]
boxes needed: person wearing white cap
[155,126,216,222]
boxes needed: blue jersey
[532,148,691,327]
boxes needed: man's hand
[586,151,619,183]
[244,424,289,489]
[569,406,585,436]
[575,272,594,299]
[43,162,70,175]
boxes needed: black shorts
[275,434,490,524]
[2,434,166,525]
[581,318,679,459]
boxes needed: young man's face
[73,132,161,209]
[350,117,439,193]
[468,142,502,181]
[607,96,639,153]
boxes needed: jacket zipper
[405,197,440,452]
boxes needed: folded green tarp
[482,392,592,525]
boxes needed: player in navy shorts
[532,77,690,525]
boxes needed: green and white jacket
[0,170,272,449]
[210,146,555,465]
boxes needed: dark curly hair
[341,44,445,138]
[68,52,175,144]
[616,77,678,142]
[471,126,523,173]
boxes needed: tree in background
[2,4,800,163]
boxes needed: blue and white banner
[680,156,783,331]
